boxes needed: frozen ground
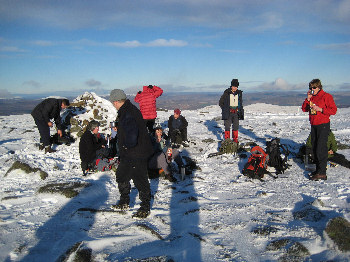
[1,95,350,261]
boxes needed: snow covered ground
[1,95,350,261]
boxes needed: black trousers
[144,119,155,134]
[33,117,51,146]
[115,158,151,211]
[311,122,330,174]
[224,112,239,131]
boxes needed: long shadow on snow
[113,148,202,261]
[17,175,110,262]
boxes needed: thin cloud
[85,79,102,87]
[315,42,350,54]
[0,46,26,53]
[1,1,349,34]
[108,39,188,48]
[22,80,41,88]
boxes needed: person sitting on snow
[148,126,184,182]
[168,108,188,147]
[304,130,350,169]
[79,120,110,175]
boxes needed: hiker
[31,98,70,153]
[302,79,337,180]
[148,126,184,182]
[304,130,350,169]
[134,85,163,134]
[79,120,110,175]
[168,108,188,146]
[110,89,154,218]
[219,78,244,143]
[108,119,119,158]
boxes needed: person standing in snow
[302,79,337,181]
[219,78,244,143]
[168,108,188,147]
[31,98,70,153]
[134,85,163,134]
[110,89,154,218]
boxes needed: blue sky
[0,0,350,97]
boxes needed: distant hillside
[1,91,349,116]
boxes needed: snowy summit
[1,92,350,261]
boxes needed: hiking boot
[45,145,56,153]
[165,173,177,182]
[38,143,45,150]
[310,173,327,181]
[111,203,129,211]
[132,209,150,218]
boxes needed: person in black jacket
[168,108,188,146]
[79,120,108,175]
[219,78,243,143]
[31,98,70,153]
[109,89,154,218]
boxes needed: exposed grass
[325,216,350,252]
[5,160,48,180]
[37,182,90,198]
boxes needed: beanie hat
[88,120,100,131]
[110,89,126,102]
[174,108,181,115]
[231,79,239,87]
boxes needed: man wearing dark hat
[31,98,70,153]
[168,108,188,147]
[219,79,244,143]
[109,89,154,218]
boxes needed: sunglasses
[309,86,318,90]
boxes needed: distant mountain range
[1,91,350,116]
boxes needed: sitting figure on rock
[79,120,111,175]
[148,126,185,182]
[168,108,188,147]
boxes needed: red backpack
[242,146,269,180]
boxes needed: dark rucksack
[265,138,290,175]
[242,146,269,180]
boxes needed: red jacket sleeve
[152,85,163,98]
[302,99,310,112]
[323,93,337,116]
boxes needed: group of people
[30,77,340,218]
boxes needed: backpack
[265,138,290,175]
[219,139,239,154]
[242,146,269,180]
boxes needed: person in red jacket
[135,85,163,134]
[302,79,337,181]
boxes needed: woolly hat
[88,120,100,131]
[174,108,181,115]
[231,79,239,87]
[110,89,126,102]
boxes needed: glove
[148,85,153,89]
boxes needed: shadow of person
[18,174,110,262]
[109,150,202,261]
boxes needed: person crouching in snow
[79,120,110,176]
[219,78,244,143]
[148,127,184,182]
[31,98,70,153]
[168,108,188,147]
